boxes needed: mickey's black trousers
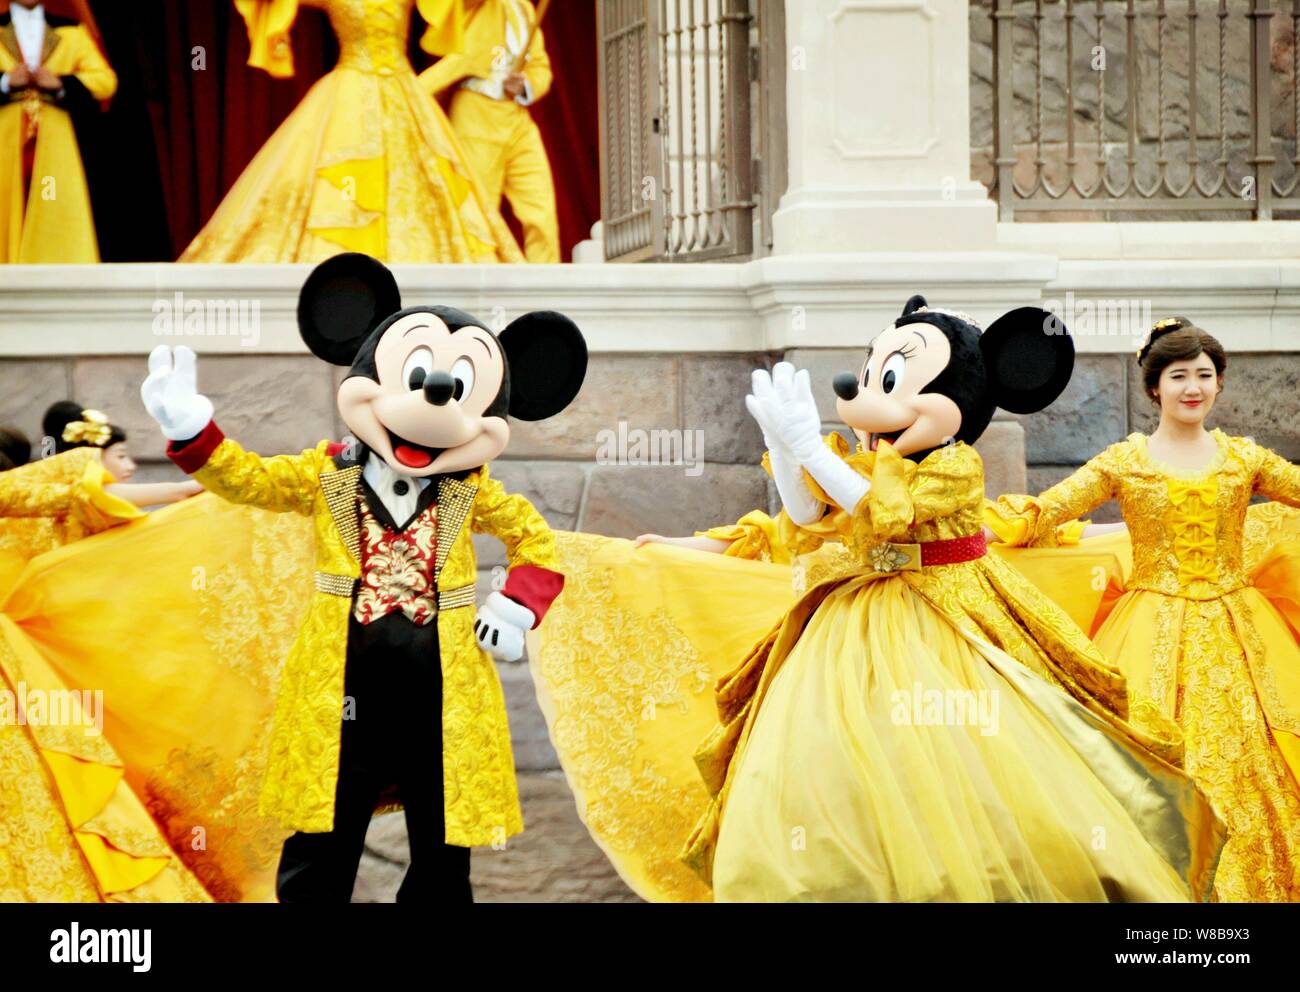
[276,611,472,903]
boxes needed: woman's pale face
[102,442,136,481]
[1154,352,1221,427]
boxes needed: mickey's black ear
[980,307,1074,414]
[499,312,587,421]
[901,294,928,318]
[297,253,402,366]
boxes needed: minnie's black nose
[832,372,860,401]
[423,370,455,406]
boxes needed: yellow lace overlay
[528,532,798,901]
[996,431,1300,901]
[0,462,210,902]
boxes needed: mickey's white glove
[754,362,871,518]
[474,591,535,663]
[141,345,215,442]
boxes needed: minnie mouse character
[676,295,1225,901]
[529,295,1221,902]
[140,252,586,902]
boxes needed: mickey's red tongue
[394,444,433,469]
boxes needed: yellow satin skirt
[180,66,523,264]
[529,533,1220,903]
[1,494,313,901]
[712,572,1197,902]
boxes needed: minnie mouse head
[830,295,1074,462]
[299,253,587,477]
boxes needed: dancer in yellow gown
[0,410,320,901]
[989,318,1300,902]
[530,299,1224,902]
[181,0,523,263]
[0,418,213,901]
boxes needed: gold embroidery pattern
[682,442,1197,880]
[353,500,439,625]
[1146,595,1185,714]
[997,431,1300,901]
[182,0,522,264]
[533,532,715,902]
[1173,597,1300,901]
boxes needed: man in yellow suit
[420,0,559,263]
[0,0,116,264]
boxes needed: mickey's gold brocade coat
[192,437,555,844]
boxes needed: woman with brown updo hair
[991,317,1300,901]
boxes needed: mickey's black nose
[423,370,455,406]
[832,372,860,401]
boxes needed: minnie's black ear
[901,294,928,318]
[980,307,1074,414]
[499,312,587,421]
[297,253,402,366]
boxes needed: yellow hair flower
[61,409,112,448]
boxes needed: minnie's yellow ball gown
[529,439,1225,902]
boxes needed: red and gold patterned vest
[352,495,439,626]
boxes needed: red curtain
[80,1,598,262]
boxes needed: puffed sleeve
[1253,444,1300,507]
[0,454,141,531]
[697,510,789,564]
[417,0,467,57]
[234,0,301,79]
[988,445,1120,547]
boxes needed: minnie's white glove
[745,366,822,525]
[140,345,215,442]
[474,591,535,663]
[755,362,871,517]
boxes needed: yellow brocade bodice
[997,430,1300,600]
[769,437,987,569]
[326,0,413,75]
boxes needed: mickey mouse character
[140,252,586,903]
[680,295,1217,902]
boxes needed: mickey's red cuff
[502,564,565,627]
[167,421,225,474]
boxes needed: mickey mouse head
[299,253,587,477]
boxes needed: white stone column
[772,0,996,254]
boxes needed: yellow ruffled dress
[991,430,1300,902]
[0,450,211,902]
[529,439,1225,902]
[181,0,523,263]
